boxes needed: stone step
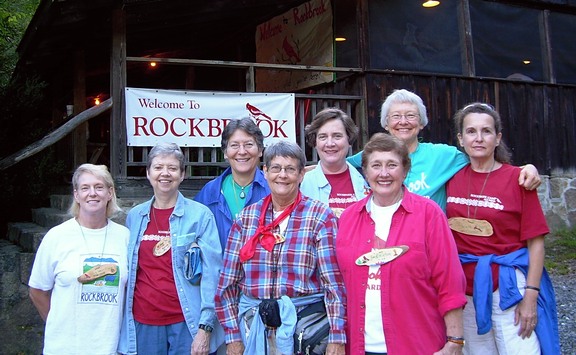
[0,239,44,355]
[50,194,72,211]
[6,222,47,253]
[31,207,70,229]
[9,196,151,252]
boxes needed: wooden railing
[0,98,113,171]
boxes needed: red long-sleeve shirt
[336,190,467,355]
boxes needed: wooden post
[458,0,475,77]
[73,50,87,166]
[110,5,128,179]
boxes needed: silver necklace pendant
[239,189,246,199]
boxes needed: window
[368,0,461,74]
[470,0,543,81]
[549,11,576,84]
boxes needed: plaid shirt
[215,195,346,344]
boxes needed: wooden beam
[126,56,363,73]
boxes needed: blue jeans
[135,320,196,355]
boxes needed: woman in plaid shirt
[215,141,346,355]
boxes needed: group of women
[28,89,558,355]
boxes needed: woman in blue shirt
[194,117,270,250]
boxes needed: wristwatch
[198,324,213,333]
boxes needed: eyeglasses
[462,103,495,111]
[387,113,420,122]
[227,142,256,151]
[267,165,300,175]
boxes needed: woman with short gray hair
[119,142,224,355]
[347,89,541,211]
[195,117,270,250]
[216,140,346,355]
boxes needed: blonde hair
[69,164,121,218]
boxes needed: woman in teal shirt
[348,89,540,210]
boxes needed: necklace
[466,160,496,219]
[76,219,117,283]
[448,161,496,237]
[152,207,171,235]
[232,179,252,199]
[77,219,108,260]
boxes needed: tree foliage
[0,0,40,87]
[0,0,65,237]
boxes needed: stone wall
[539,170,576,231]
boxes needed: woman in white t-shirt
[29,164,129,355]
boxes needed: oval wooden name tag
[356,245,409,266]
[448,217,493,237]
[78,263,118,283]
[153,237,172,256]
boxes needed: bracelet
[447,336,465,346]
[525,285,540,292]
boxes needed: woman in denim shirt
[118,142,224,355]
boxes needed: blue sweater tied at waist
[459,248,560,355]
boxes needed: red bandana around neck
[239,192,302,262]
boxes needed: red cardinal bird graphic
[282,36,301,63]
[246,103,273,121]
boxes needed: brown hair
[305,107,359,148]
[453,103,512,164]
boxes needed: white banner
[255,0,334,92]
[125,88,296,147]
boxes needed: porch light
[335,37,346,42]
[523,60,531,65]
[422,0,440,7]
[150,62,157,68]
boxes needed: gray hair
[147,142,185,172]
[362,133,411,173]
[263,140,306,171]
[220,117,265,153]
[69,164,121,218]
[380,89,429,128]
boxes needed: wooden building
[1,1,576,353]
[9,0,576,194]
